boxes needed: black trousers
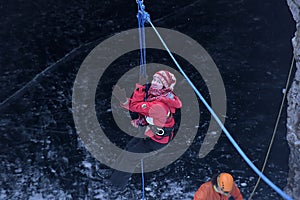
[109,130,166,188]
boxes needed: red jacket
[122,84,182,143]
[194,181,243,200]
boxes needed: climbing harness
[135,1,293,200]
[248,55,295,200]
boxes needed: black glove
[112,85,127,104]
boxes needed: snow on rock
[286,0,300,199]
[240,182,247,187]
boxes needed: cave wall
[286,0,300,198]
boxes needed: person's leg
[124,136,141,151]
[109,137,149,188]
[123,126,146,151]
[109,168,133,189]
[146,139,166,151]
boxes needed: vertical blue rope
[137,1,150,199]
[147,19,293,200]
[141,159,145,200]
[137,0,150,80]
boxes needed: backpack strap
[144,83,151,101]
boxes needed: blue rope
[137,0,150,80]
[141,159,145,200]
[147,19,293,200]
[137,1,149,199]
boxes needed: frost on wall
[286,0,300,198]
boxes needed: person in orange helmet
[194,172,243,200]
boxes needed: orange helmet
[217,173,234,192]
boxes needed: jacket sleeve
[121,84,180,117]
[231,184,243,200]
[120,84,145,110]
[122,84,158,116]
[156,93,182,109]
[129,99,166,117]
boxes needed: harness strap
[145,125,174,143]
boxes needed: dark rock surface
[0,0,295,199]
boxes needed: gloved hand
[112,85,127,104]
[131,118,148,128]
[131,119,139,128]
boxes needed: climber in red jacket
[194,173,243,200]
[109,70,182,188]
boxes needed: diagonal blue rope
[147,19,293,200]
